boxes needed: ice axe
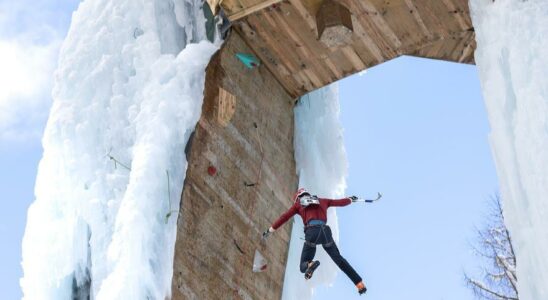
[353,192,383,203]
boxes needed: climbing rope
[106,148,131,171]
[105,149,177,224]
[244,122,265,188]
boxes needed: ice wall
[20,0,219,298]
[282,84,348,299]
[470,0,548,299]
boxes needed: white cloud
[0,38,60,141]
[0,0,69,142]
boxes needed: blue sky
[0,1,497,299]
[0,1,81,299]
[314,57,498,299]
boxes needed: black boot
[356,281,367,295]
[304,261,320,280]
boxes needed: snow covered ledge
[470,1,548,299]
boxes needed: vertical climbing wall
[171,32,298,299]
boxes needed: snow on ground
[20,0,219,299]
[471,0,548,299]
[282,84,348,299]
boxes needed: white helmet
[294,188,319,206]
[300,195,320,206]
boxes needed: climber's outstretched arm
[262,203,298,239]
[322,197,354,207]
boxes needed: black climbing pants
[300,225,363,285]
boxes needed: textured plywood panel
[171,32,298,299]
[217,87,236,126]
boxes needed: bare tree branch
[464,194,518,300]
[466,276,518,300]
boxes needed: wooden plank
[412,0,462,35]
[237,22,289,74]
[277,2,328,56]
[364,0,425,49]
[302,68,324,88]
[448,31,473,63]
[270,3,335,84]
[280,1,346,81]
[292,70,314,92]
[237,0,263,8]
[323,58,343,79]
[460,32,476,64]
[246,14,300,74]
[352,12,398,58]
[286,0,317,30]
[350,14,385,64]
[349,39,380,68]
[259,12,323,88]
[300,0,324,16]
[458,35,475,63]
[445,30,474,62]
[221,0,246,15]
[406,29,474,64]
[234,21,301,96]
[345,0,402,49]
[328,47,355,77]
[404,0,433,39]
[341,46,366,71]
[226,0,283,21]
[207,0,223,15]
[441,0,471,30]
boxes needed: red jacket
[271,197,352,229]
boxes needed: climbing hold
[235,53,260,69]
[208,166,217,176]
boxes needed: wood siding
[171,32,298,300]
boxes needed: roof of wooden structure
[209,0,476,98]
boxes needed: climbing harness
[304,222,334,248]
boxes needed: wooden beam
[226,0,283,21]
[207,0,223,15]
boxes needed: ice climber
[262,188,367,295]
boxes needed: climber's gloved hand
[349,196,359,202]
[262,227,275,240]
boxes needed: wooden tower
[172,0,476,298]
